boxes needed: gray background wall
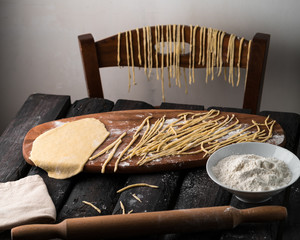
[1,0,299,134]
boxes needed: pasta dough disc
[29,118,109,179]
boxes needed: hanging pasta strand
[168,25,173,79]
[216,30,220,71]
[226,35,232,84]
[226,34,235,86]
[161,25,165,101]
[189,25,193,84]
[211,29,219,81]
[176,24,181,88]
[198,27,203,66]
[143,27,147,76]
[245,39,252,90]
[192,25,198,83]
[166,25,171,87]
[181,25,188,94]
[201,27,206,66]
[237,37,244,86]
[155,25,159,80]
[136,28,142,66]
[147,26,153,79]
[125,31,131,91]
[157,26,161,80]
[205,28,212,83]
[173,24,176,79]
[117,25,254,103]
[218,31,225,77]
[129,30,135,85]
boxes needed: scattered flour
[212,154,292,191]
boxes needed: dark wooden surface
[1,93,299,240]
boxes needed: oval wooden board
[23,109,285,174]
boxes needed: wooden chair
[78,25,270,114]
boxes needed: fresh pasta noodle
[189,25,193,84]
[117,25,253,102]
[136,28,142,65]
[166,24,170,87]
[129,30,135,85]
[205,28,212,83]
[125,31,131,90]
[161,25,165,101]
[218,31,225,77]
[82,201,101,214]
[101,138,122,173]
[117,183,159,193]
[114,109,275,166]
[143,27,147,75]
[120,201,126,214]
[245,39,252,90]
[173,24,176,79]
[146,26,151,79]
[155,25,159,80]
[132,193,142,202]
[89,132,126,160]
[181,25,188,94]
[201,27,206,66]
[198,27,203,65]
[192,25,198,83]
[168,25,173,78]
[237,37,244,86]
[176,24,181,87]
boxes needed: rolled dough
[29,118,109,179]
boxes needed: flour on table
[212,154,292,191]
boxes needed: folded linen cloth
[0,175,56,231]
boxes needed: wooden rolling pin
[11,205,287,240]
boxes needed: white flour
[212,154,292,191]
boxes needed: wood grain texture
[0,94,70,240]
[0,94,70,182]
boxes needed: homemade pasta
[82,201,101,214]
[117,25,252,102]
[110,110,276,167]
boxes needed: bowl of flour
[206,142,300,203]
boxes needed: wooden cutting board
[23,109,285,173]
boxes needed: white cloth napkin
[0,175,56,231]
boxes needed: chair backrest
[78,25,270,114]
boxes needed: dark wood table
[1,93,300,240]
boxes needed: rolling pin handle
[240,206,287,224]
[11,222,66,240]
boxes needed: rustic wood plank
[221,193,286,240]
[112,99,154,111]
[55,98,125,221]
[221,111,300,240]
[0,94,70,182]
[27,98,115,218]
[207,106,251,114]
[112,102,208,240]
[258,111,300,240]
[160,102,204,110]
[259,111,300,153]
[0,94,70,240]
[163,107,262,240]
